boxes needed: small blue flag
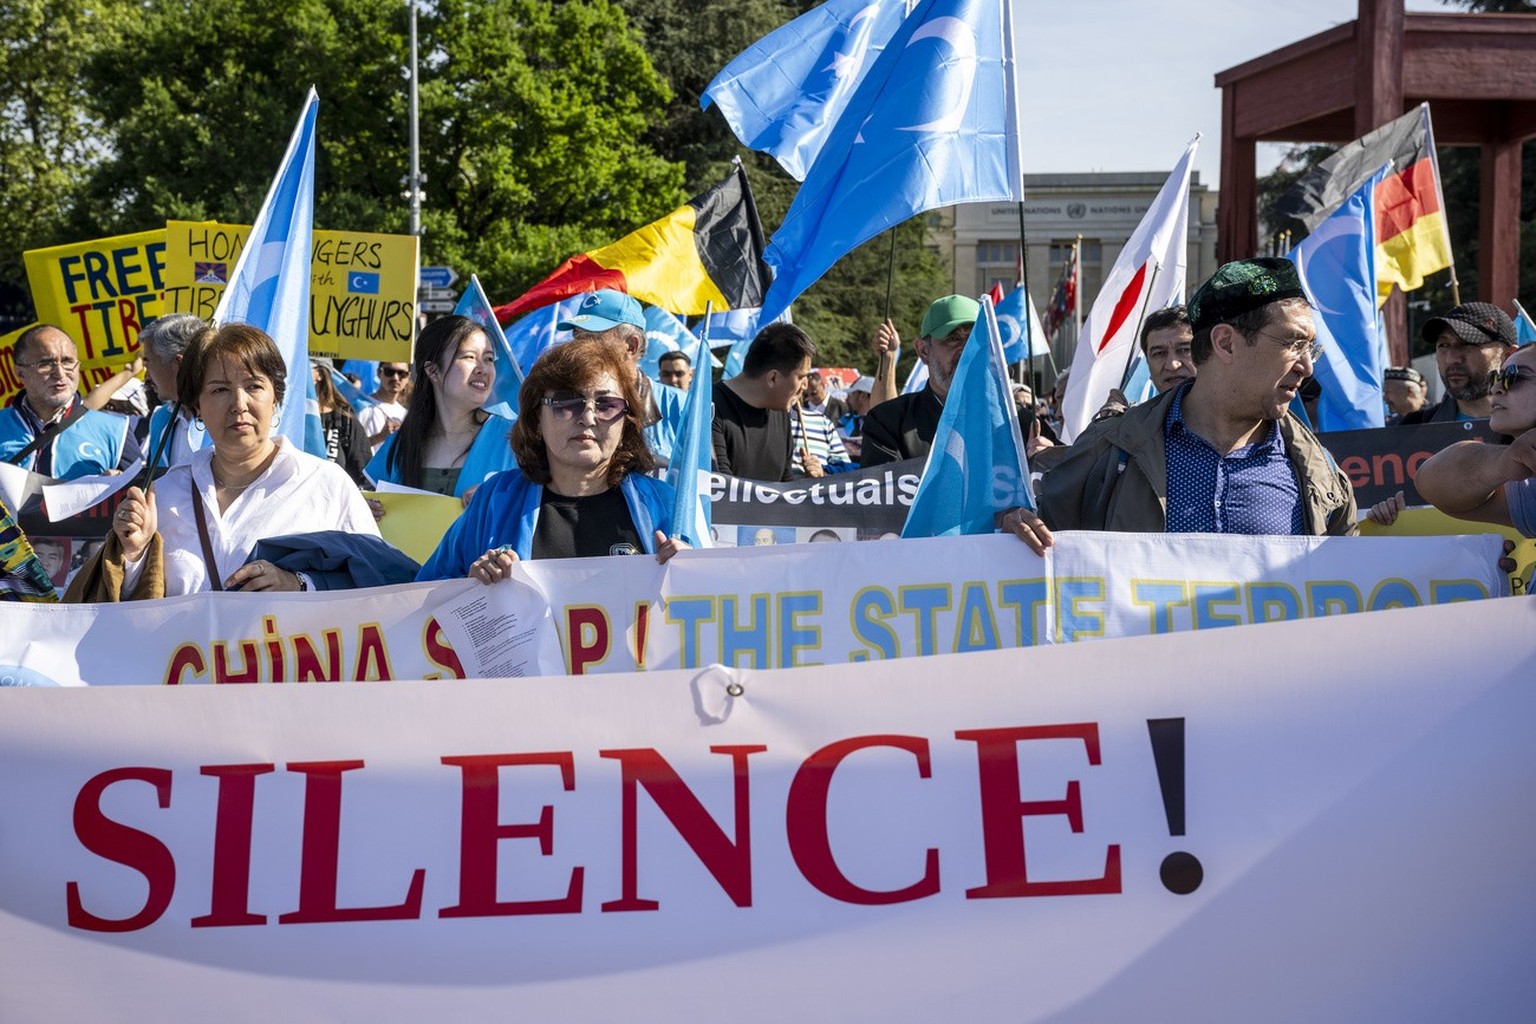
[901,295,1032,537]
[1288,165,1391,431]
[502,295,585,381]
[213,88,323,456]
[1515,301,1536,345]
[667,314,715,547]
[454,274,525,417]
[347,271,380,295]
[328,367,379,417]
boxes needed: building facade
[943,171,1219,376]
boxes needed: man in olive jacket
[1004,259,1356,553]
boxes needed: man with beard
[360,360,411,452]
[859,295,978,467]
[1400,303,1517,424]
[1001,259,1357,553]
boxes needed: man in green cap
[1000,258,1357,553]
[860,294,979,467]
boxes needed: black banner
[707,459,923,543]
[1318,420,1504,507]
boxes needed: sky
[1013,0,1458,187]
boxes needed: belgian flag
[1275,104,1452,305]
[495,165,772,322]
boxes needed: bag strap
[5,403,88,467]
[188,483,224,592]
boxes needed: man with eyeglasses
[359,361,411,452]
[1399,302,1517,424]
[1,324,140,480]
[1003,259,1357,551]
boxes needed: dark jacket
[1037,387,1357,536]
[859,387,944,468]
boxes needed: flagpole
[1117,261,1162,391]
[1016,201,1039,395]
[1073,235,1084,346]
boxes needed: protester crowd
[2,259,1531,607]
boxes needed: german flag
[495,165,771,322]
[1275,104,1452,305]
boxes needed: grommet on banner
[690,664,742,725]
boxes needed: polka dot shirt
[1162,382,1304,535]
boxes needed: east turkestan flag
[494,165,771,322]
[1274,103,1453,305]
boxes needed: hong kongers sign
[161,221,419,361]
[20,229,169,404]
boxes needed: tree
[421,0,687,300]
[0,0,126,315]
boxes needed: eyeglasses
[542,392,629,422]
[1489,366,1536,392]
[379,367,410,379]
[17,358,80,374]
[1252,330,1322,362]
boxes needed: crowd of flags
[189,0,1485,543]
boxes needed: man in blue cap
[557,289,685,466]
[1003,258,1356,553]
[860,294,979,468]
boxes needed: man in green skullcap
[1000,258,1357,553]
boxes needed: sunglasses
[379,367,410,379]
[542,392,629,422]
[1489,366,1536,392]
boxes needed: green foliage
[0,0,125,287]
[422,0,687,300]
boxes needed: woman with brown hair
[87,323,379,598]
[417,336,686,581]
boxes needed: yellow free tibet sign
[21,230,169,397]
[161,221,419,362]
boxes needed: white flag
[1059,137,1198,442]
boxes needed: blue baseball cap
[557,289,645,332]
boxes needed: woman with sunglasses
[416,336,687,581]
[1411,344,1536,535]
[367,315,517,502]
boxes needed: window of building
[975,240,1018,295]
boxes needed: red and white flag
[1059,137,1199,441]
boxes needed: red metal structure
[1216,0,1535,358]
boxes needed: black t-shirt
[532,486,644,559]
[712,381,793,481]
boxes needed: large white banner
[2,595,1533,1021]
[0,532,1507,686]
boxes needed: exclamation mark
[633,602,649,669]
[1147,717,1203,895]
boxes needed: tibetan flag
[1274,104,1453,305]
[494,166,771,322]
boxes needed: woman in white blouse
[105,322,379,597]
